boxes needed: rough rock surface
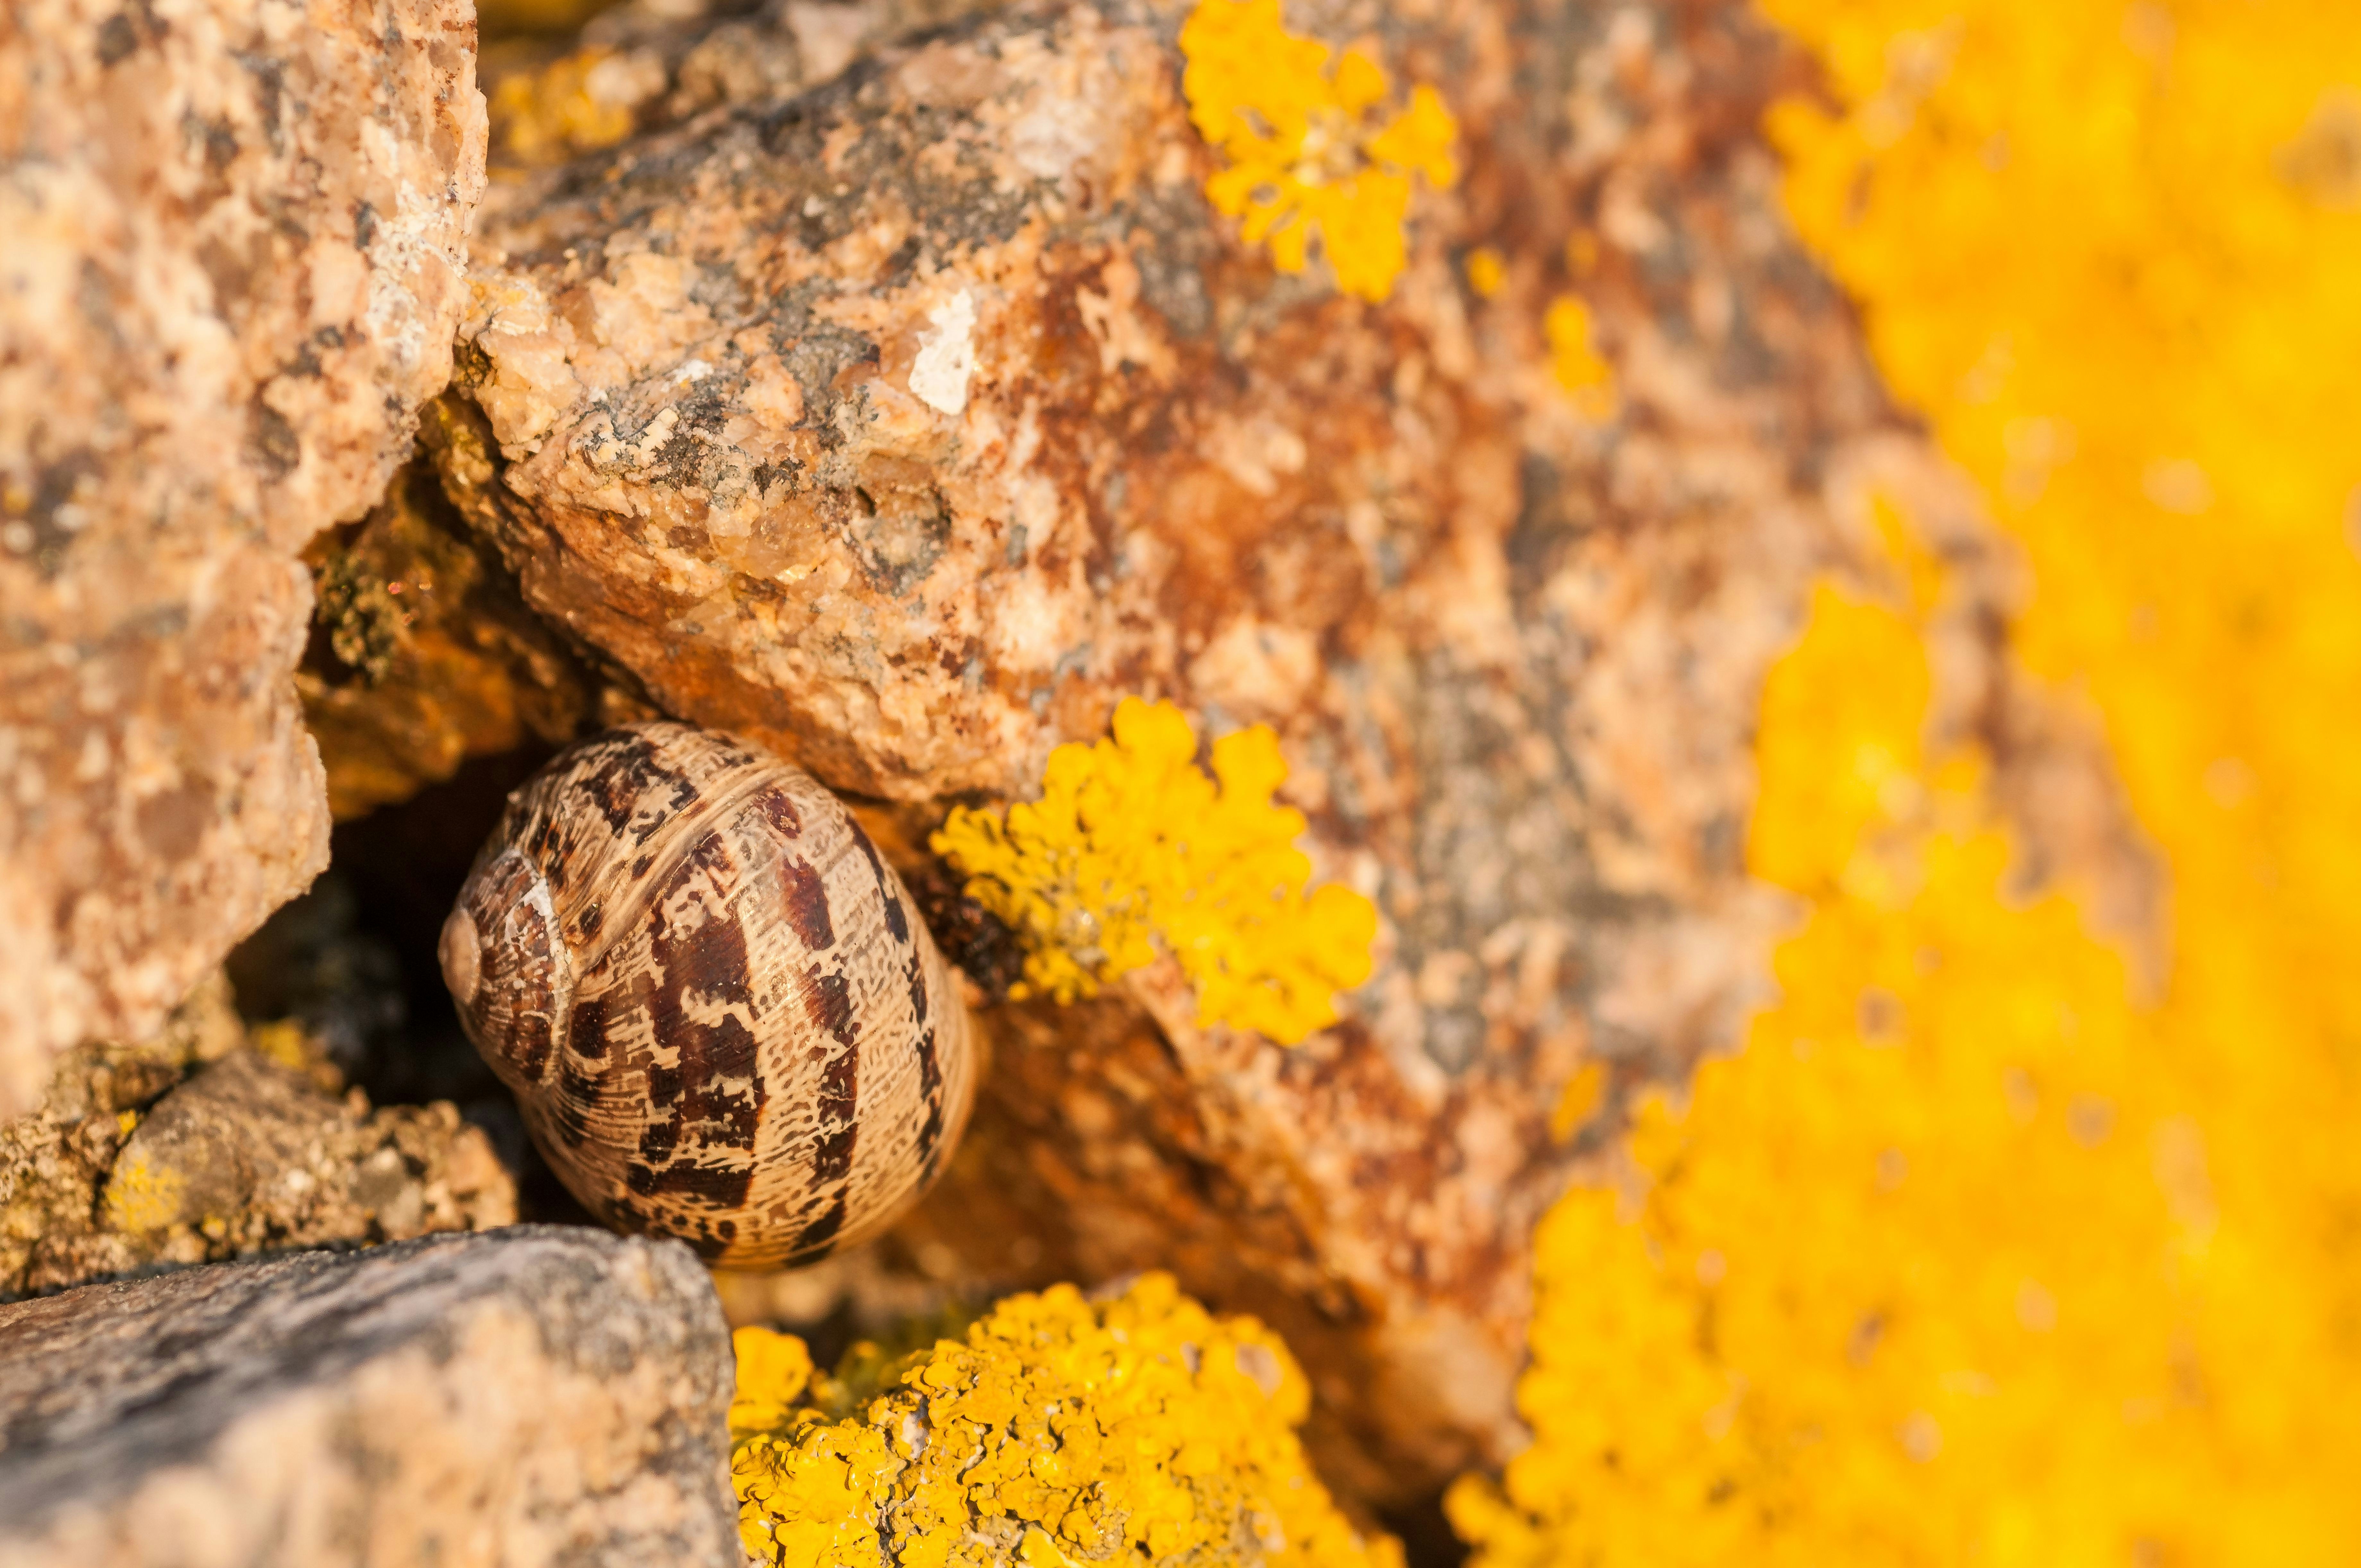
[0,0,488,1115]
[298,461,598,819]
[1,973,516,1300]
[436,0,2161,1500]
[0,1226,739,1568]
[478,0,1012,165]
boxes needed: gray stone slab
[0,1226,740,1568]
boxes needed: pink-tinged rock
[0,0,488,1112]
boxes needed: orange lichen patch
[1746,584,1929,894]
[933,699,1376,1044]
[475,0,615,38]
[1541,295,1612,415]
[729,1274,1401,1568]
[1179,0,1458,303]
[1454,0,2361,1552]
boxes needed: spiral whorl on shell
[439,722,976,1268]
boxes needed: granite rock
[446,0,2159,1501]
[0,0,488,1115]
[0,1226,739,1568]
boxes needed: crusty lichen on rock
[932,698,1376,1044]
[730,1273,1401,1568]
[1179,0,1458,302]
[1542,295,1613,416]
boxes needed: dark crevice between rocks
[1382,1487,1473,1568]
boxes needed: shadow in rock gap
[226,744,597,1228]
[1382,1487,1472,1568]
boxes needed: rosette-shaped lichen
[932,699,1376,1044]
[730,1274,1401,1568]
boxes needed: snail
[438,721,975,1268]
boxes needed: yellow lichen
[1545,1061,1604,1144]
[729,1274,1401,1568]
[1452,0,2361,1555]
[730,1326,816,1439]
[1465,245,1508,299]
[933,698,1376,1045]
[1542,295,1613,415]
[488,47,642,166]
[1179,0,1458,303]
[102,1149,186,1236]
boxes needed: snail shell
[439,722,976,1268]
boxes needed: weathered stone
[298,462,598,820]
[482,0,1014,170]
[2,976,516,1300]
[221,874,410,1086]
[443,0,2158,1501]
[0,0,488,1115]
[0,976,243,1300]
[0,1226,739,1567]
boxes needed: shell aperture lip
[439,905,482,1009]
[453,846,576,1089]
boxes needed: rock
[2,976,517,1300]
[0,0,488,1116]
[0,977,244,1300]
[0,1226,740,1567]
[298,462,598,820]
[221,875,410,1086]
[481,0,1013,170]
[442,0,2157,1501]
[107,1049,517,1255]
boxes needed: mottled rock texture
[480,0,1008,168]
[0,0,488,1115]
[0,1226,739,1568]
[299,461,597,820]
[432,0,2160,1501]
[0,971,517,1300]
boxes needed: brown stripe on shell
[625,829,765,1212]
[848,818,910,943]
[904,949,946,1170]
[779,953,862,1263]
[778,856,833,950]
[550,991,615,1149]
[798,962,860,1186]
[756,785,802,839]
[788,1193,847,1260]
[458,849,567,1088]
